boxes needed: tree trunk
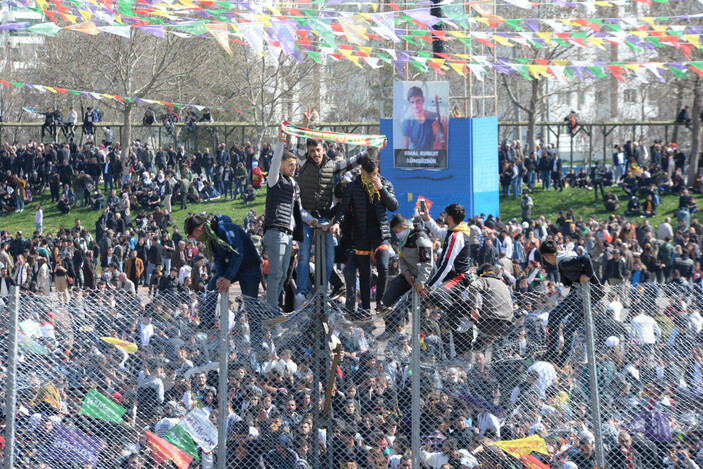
[672,86,683,145]
[527,80,540,155]
[688,77,701,185]
[122,105,133,157]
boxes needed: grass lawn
[1,187,268,236]
[4,183,700,237]
[499,184,703,227]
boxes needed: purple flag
[49,424,105,466]
[622,409,672,442]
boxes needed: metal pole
[216,292,229,469]
[5,286,20,469]
[582,283,605,468]
[411,290,421,469]
[311,228,325,469]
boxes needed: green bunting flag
[164,424,200,461]
[79,389,127,423]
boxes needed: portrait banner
[393,81,449,170]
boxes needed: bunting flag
[2,79,254,114]
[146,431,194,469]
[101,337,138,354]
[4,0,703,60]
[79,389,127,423]
[282,122,387,148]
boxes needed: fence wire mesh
[5,278,703,468]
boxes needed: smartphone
[419,199,427,214]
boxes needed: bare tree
[32,30,209,150]
[213,49,315,150]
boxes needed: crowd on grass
[2,120,703,469]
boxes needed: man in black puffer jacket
[333,155,398,319]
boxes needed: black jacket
[335,175,398,241]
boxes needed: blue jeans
[264,229,293,309]
[104,174,113,192]
[146,263,156,285]
[205,166,214,182]
[527,171,536,190]
[511,178,521,199]
[297,221,335,296]
[223,181,233,199]
[36,222,43,233]
[616,164,626,181]
[541,170,551,190]
[16,197,24,211]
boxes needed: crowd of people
[2,111,703,469]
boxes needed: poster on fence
[182,408,219,452]
[49,424,105,466]
[393,81,449,170]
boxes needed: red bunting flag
[146,431,193,469]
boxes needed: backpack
[93,108,103,123]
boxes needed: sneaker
[375,305,393,318]
[330,284,346,301]
[294,292,308,311]
[263,313,289,326]
[347,309,373,324]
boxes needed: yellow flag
[101,337,139,354]
[63,21,101,35]
[494,435,550,459]
[205,23,233,56]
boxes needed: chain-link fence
[4,276,703,468]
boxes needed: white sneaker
[294,293,307,311]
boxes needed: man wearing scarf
[185,214,262,337]
[333,155,398,320]
[378,214,433,340]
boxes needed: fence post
[411,290,421,469]
[216,291,230,469]
[5,286,20,469]
[582,283,606,468]
[311,227,327,469]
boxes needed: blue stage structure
[379,117,499,219]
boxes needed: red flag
[520,454,550,469]
[415,195,434,214]
[146,431,194,469]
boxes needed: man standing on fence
[333,153,398,320]
[263,125,312,311]
[539,239,603,368]
[294,108,366,309]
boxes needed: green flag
[79,389,126,423]
[164,424,200,461]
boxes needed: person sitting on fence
[379,213,433,340]
[465,264,515,353]
[39,107,56,141]
[539,239,603,368]
[62,106,77,138]
[83,106,96,139]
